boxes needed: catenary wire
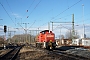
[38,0,82,29]
[0,2,16,26]
[22,0,35,20]
[28,0,42,18]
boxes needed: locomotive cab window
[42,32,45,34]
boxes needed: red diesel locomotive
[36,30,56,49]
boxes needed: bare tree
[65,30,79,39]
[61,35,64,39]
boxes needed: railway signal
[4,25,7,33]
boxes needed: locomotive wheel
[36,43,43,48]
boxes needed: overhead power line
[0,2,16,26]
[53,24,71,31]
[22,0,35,19]
[28,20,36,30]
[29,0,42,17]
[24,0,42,28]
[28,0,36,11]
[6,0,13,14]
[22,0,42,27]
[51,0,82,20]
[38,0,82,29]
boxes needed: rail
[0,47,21,60]
[50,50,90,60]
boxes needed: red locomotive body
[36,30,56,49]
[38,30,55,42]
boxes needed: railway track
[30,45,88,60]
[49,50,90,60]
[35,45,90,60]
[0,47,21,60]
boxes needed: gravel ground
[65,48,90,59]
[16,46,87,60]
[0,49,12,56]
[16,46,60,60]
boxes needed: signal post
[4,25,7,49]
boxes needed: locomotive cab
[36,30,56,50]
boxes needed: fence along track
[0,47,21,60]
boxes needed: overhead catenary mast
[82,4,85,38]
[72,14,75,39]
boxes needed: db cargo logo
[47,34,54,37]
